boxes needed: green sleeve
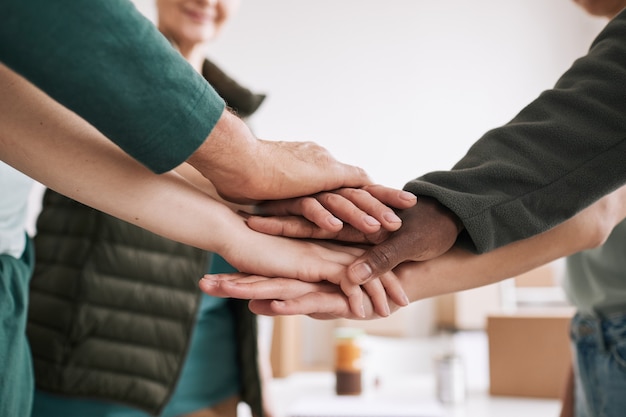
[0,0,225,173]
[404,10,626,253]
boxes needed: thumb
[347,238,405,285]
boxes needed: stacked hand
[201,184,463,318]
[188,110,375,204]
[247,193,462,284]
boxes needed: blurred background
[134,0,605,363]
[134,0,605,189]
[26,1,610,414]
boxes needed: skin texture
[187,109,374,204]
[200,182,626,320]
[158,1,417,314]
[573,0,626,17]
[235,0,626,294]
[253,185,417,235]
[0,64,409,318]
[156,0,240,72]
[246,196,461,285]
[0,0,415,317]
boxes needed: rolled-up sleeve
[0,0,225,173]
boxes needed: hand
[200,274,404,320]
[345,197,463,285]
[246,196,462,284]
[250,184,417,234]
[188,110,372,203]
[206,235,410,318]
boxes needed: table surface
[257,371,561,417]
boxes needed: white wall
[28,1,609,355]
[126,1,608,348]
[135,0,606,188]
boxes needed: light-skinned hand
[251,184,417,234]
[246,196,462,284]
[203,239,410,318]
[188,110,372,204]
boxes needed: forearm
[1,63,378,287]
[405,9,626,253]
[174,163,254,213]
[0,64,238,254]
[398,184,626,302]
[0,0,223,173]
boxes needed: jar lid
[334,327,366,340]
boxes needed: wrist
[188,108,257,181]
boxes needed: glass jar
[334,327,365,396]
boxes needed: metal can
[434,353,465,404]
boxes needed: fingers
[249,286,387,320]
[361,185,418,210]
[320,188,403,232]
[201,274,362,319]
[246,214,373,242]
[379,272,410,307]
[347,198,462,285]
[254,185,415,236]
[199,274,321,299]
[347,236,410,285]
[257,192,384,235]
[259,197,345,232]
[360,270,409,317]
[201,273,371,319]
[201,273,407,321]
[362,279,390,317]
[246,214,343,239]
[249,294,350,320]
[339,280,366,318]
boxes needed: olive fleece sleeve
[405,10,626,253]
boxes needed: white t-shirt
[0,163,33,258]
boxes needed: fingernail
[360,304,366,318]
[328,216,343,226]
[383,303,391,317]
[364,215,381,226]
[383,212,402,224]
[350,262,372,282]
[200,278,218,286]
[400,191,417,201]
[402,294,410,306]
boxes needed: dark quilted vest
[27,190,262,416]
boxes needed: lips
[182,7,217,23]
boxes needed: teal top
[564,220,626,316]
[0,0,225,173]
[31,255,240,417]
[0,238,35,417]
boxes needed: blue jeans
[571,312,626,417]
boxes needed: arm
[403,9,626,254]
[0,64,405,317]
[245,10,626,282]
[248,185,417,234]
[0,0,370,202]
[200,183,626,319]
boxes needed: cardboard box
[436,284,502,330]
[487,308,574,398]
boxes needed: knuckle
[317,192,337,207]
[298,196,318,212]
[368,245,396,272]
